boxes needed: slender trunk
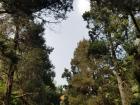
[4,64,15,105]
[4,18,19,105]
[108,34,128,105]
[113,71,128,105]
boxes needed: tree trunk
[114,71,128,105]
[4,64,15,105]
[4,18,19,105]
[130,12,140,35]
[108,33,128,105]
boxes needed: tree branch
[0,10,13,14]
[130,12,140,35]
[0,10,7,14]
[14,93,37,98]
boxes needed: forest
[0,0,140,105]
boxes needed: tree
[13,22,55,105]
[83,1,138,104]
[88,0,140,86]
[62,40,122,105]
[0,0,74,105]
[62,1,140,105]
[0,15,58,105]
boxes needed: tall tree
[0,0,74,105]
[62,39,122,105]
[89,0,140,85]
[62,1,140,105]
[0,15,56,105]
[82,1,136,104]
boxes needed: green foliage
[0,14,58,105]
[62,68,72,82]
[0,0,74,104]
[62,39,123,105]
[124,43,137,55]
[131,97,140,105]
[1,0,73,18]
[0,80,5,96]
[13,22,56,105]
[62,1,140,105]
[88,40,108,58]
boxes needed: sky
[44,0,90,86]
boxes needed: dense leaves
[1,0,73,19]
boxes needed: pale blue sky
[44,0,90,86]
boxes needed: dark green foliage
[0,34,18,64]
[0,12,59,105]
[14,22,56,105]
[88,40,109,58]
[124,43,138,55]
[93,0,140,13]
[131,97,140,105]
[62,68,72,82]
[1,0,73,18]
[134,65,140,84]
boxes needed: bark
[130,12,140,35]
[113,71,128,105]
[4,64,15,105]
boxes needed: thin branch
[0,10,13,14]
[130,12,140,35]
[33,14,61,24]
[14,93,37,98]
[0,11,6,14]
